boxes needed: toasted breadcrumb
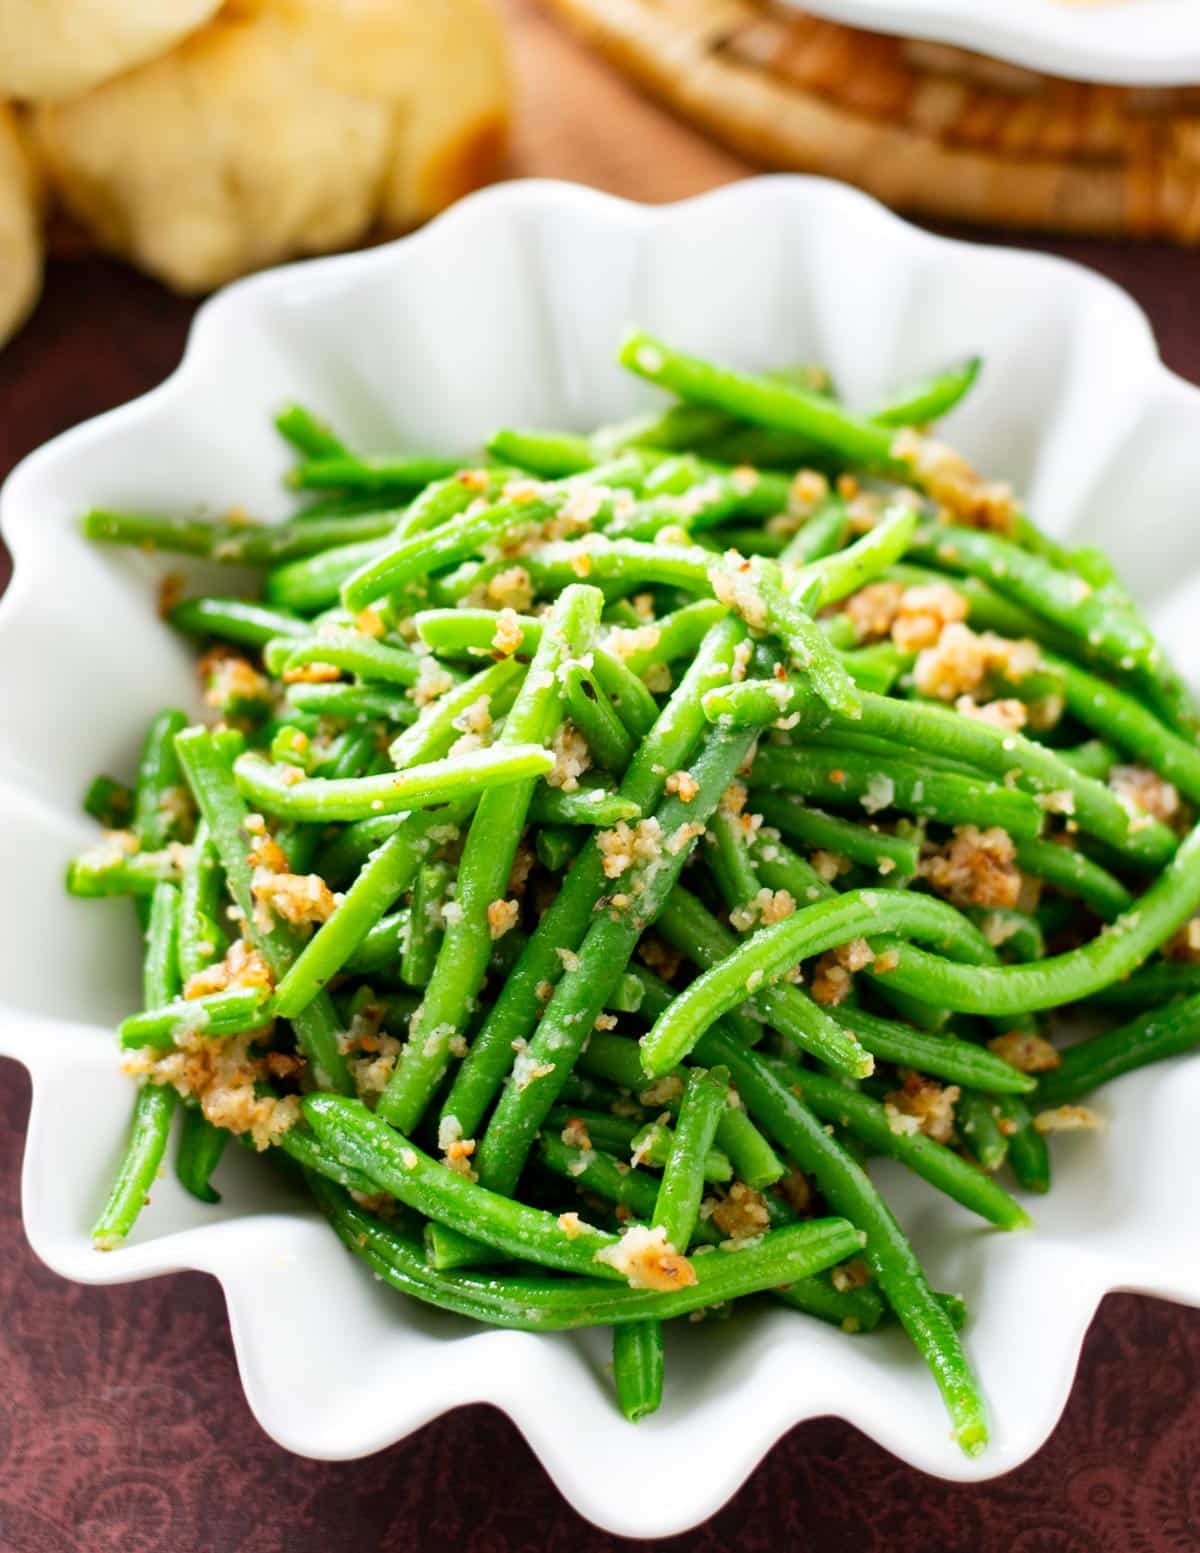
[788,469,831,517]
[776,1168,812,1217]
[124,1030,298,1152]
[486,898,520,941]
[729,886,797,932]
[710,1181,771,1240]
[597,817,664,879]
[546,722,592,793]
[831,1258,871,1294]
[811,938,875,1006]
[638,935,683,982]
[410,656,455,708]
[890,583,969,652]
[921,825,1022,911]
[955,695,1028,733]
[510,1038,555,1092]
[730,639,754,684]
[491,607,524,656]
[892,428,1017,533]
[665,769,699,803]
[842,581,904,643]
[485,565,533,613]
[353,607,386,639]
[560,1116,592,1151]
[282,661,341,685]
[1034,1105,1103,1134]
[184,940,273,1001]
[200,649,272,708]
[884,1070,960,1143]
[811,849,851,884]
[593,1223,696,1291]
[507,842,535,898]
[252,866,337,928]
[436,1115,478,1180]
[608,623,661,663]
[988,1031,1061,1073]
[710,552,768,631]
[1110,765,1180,826]
[639,1074,684,1107]
[913,623,1039,701]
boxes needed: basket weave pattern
[540,0,1200,240]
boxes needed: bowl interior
[1,178,1199,1536]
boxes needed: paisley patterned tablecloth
[0,219,1197,1548]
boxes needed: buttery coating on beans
[72,330,1200,1451]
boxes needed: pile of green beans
[71,332,1200,1450]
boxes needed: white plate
[785,0,1200,86]
[1,177,1199,1539]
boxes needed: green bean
[870,356,981,428]
[1058,740,1119,781]
[779,497,849,567]
[536,825,582,872]
[1045,652,1200,805]
[170,596,309,649]
[276,627,424,687]
[618,599,727,676]
[837,642,910,695]
[696,1026,987,1454]
[652,1066,729,1249]
[340,460,643,609]
[654,885,872,1080]
[720,555,859,718]
[176,1107,230,1204]
[311,1174,862,1330]
[437,618,750,1141]
[118,985,272,1048]
[342,910,406,975]
[175,728,352,1093]
[717,680,1176,864]
[782,1060,1029,1229]
[473,720,758,1197]
[795,504,919,608]
[745,744,1043,840]
[274,403,348,460]
[378,585,602,1130]
[1012,838,1132,924]
[910,525,1159,677]
[955,1091,1009,1173]
[82,774,133,830]
[872,819,1200,1016]
[562,662,635,772]
[618,332,900,473]
[285,683,419,726]
[388,658,524,769]
[273,821,445,1017]
[177,822,225,982]
[134,710,190,851]
[537,1133,659,1212]
[306,1095,658,1278]
[414,609,660,734]
[401,859,452,989]
[84,507,402,565]
[92,882,182,1248]
[829,1006,1033,1094]
[593,402,738,457]
[1084,962,1200,1010]
[524,536,712,597]
[67,844,187,898]
[643,888,995,1076]
[527,784,640,827]
[264,537,396,612]
[544,1107,731,1183]
[990,1095,1050,1194]
[287,452,461,492]
[232,743,553,823]
[967,908,1044,964]
[1035,994,1200,1107]
[882,563,1049,642]
[754,795,920,880]
[612,1323,664,1424]
[487,428,594,477]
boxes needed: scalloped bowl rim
[0,177,1198,1539]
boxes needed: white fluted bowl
[1,178,1198,1539]
[783,0,1200,86]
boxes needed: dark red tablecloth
[1,248,1198,1552]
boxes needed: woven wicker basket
[540,0,1200,240]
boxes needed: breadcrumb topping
[1110,765,1180,826]
[913,623,1040,702]
[546,722,592,793]
[1034,1105,1103,1134]
[410,656,456,708]
[921,825,1022,910]
[884,1070,960,1143]
[597,817,664,879]
[124,1029,298,1152]
[811,938,875,1006]
[184,940,273,1002]
[710,1181,771,1241]
[486,898,520,941]
[955,695,1028,733]
[892,428,1017,533]
[988,1031,1061,1073]
[593,1223,696,1291]
[665,769,699,803]
[729,886,797,932]
[491,607,525,656]
[710,552,768,631]
[252,866,337,928]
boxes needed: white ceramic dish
[784,0,1200,86]
[1,177,1199,1539]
